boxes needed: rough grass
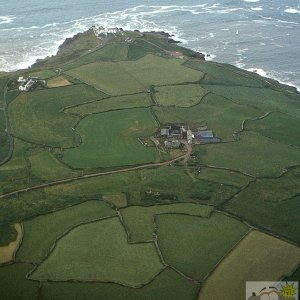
[0,263,39,300]
[246,112,300,147]
[16,200,115,263]
[31,217,164,287]
[65,93,150,116]
[121,203,213,242]
[203,85,300,117]
[155,84,208,107]
[103,192,127,208]
[154,93,262,141]
[40,267,199,300]
[0,223,22,264]
[0,110,10,162]
[9,84,106,147]
[28,148,79,181]
[184,59,264,87]
[195,131,300,177]
[199,230,300,300]
[223,167,300,242]
[27,69,57,79]
[156,213,249,280]
[66,61,145,95]
[63,108,160,168]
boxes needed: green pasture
[40,268,199,300]
[28,148,79,181]
[64,42,129,70]
[194,167,251,187]
[9,84,106,147]
[246,112,300,147]
[195,131,300,177]
[0,263,39,300]
[66,61,145,95]
[155,84,208,107]
[63,108,160,168]
[0,76,8,107]
[27,69,57,79]
[224,167,300,242]
[66,93,150,116]
[120,203,213,242]
[120,54,203,86]
[17,200,115,263]
[127,38,165,60]
[156,213,249,280]
[184,59,264,87]
[31,217,164,287]
[154,93,262,141]
[0,111,9,162]
[204,85,300,117]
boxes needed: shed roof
[199,130,214,138]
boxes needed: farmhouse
[18,77,45,92]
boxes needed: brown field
[198,230,300,300]
[0,224,23,264]
[103,192,127,208]
[47,76,72,88]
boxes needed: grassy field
[120,54,203,86]
[223,168,300,242]
[203,84,300,117]
[184,59,264,87]
[31,217,164,287]
[156,213,249,280]
[199,230,300,300]
[28,148,79,181]
[63,108,160,168]
[9,84,106,147]
[64,42,129,70]
[246,112,300,147]
[66,61,145,95]
[195,131,300,177]
[155,84,208,107]
[0,110,10,162]
[0,223,22,264]
[27,69,57,79]
[120,203,213,242]
[40,267,199,300]
[66,93,151,116]
[16,200,115,263]
[154,93,262,141]
[0,263,39,300]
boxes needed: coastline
[1,27,299,94]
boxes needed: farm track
[0,152,187,200]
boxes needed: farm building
[161,128,170,137]
[187,129,193,144]
[169,126,183,138]
[199,130,220,144]
[164,140,181,149]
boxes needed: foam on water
[285,8,300,14]
[0,16,15,25]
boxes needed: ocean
[0,0,299,90]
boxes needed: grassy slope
[156,213,249,280]
[155,84,208,107]
[246,112,300,147]
[65,93,151,116]
[40,268,199,300]
[121,203,213,242]
[9,84,106,147]
[17,200,115,263]
[195,131,300,177]
[223,167,300,242]
[63,108,160,168]
[31,217,164,287]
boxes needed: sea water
[0,0,299,90]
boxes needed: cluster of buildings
[18,76,45,92]
[160,125,220,149]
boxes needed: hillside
[0,28,299,300]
